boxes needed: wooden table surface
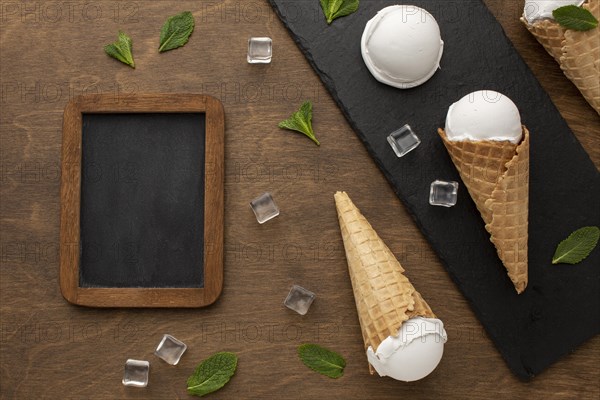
[1,1,598,399]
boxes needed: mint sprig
[187,352,238,397]
[159,11,195,52]
[104,31,135,68]
[552,226,600,264]
[319,0,359,24]
[298,344,346,378]
[553,5,598,31]
[278,101,320,146]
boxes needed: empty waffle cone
[520,0,600,114]
[334,191,435,373]
[438,128,529,293]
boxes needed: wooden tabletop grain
[1,1,598,399]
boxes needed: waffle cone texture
[520,0,600,114]
[334,191,435,373]
[438,128,529,293]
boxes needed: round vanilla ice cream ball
[444,90,523,143]
[524,0,585,23]
[361,5,444,89]
[366,317,447,382]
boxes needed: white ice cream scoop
[366,317,447,382]
[444,90,523,143]
[361,5,444,89]
[524,0,585,23]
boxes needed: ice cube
[429,180,459,207]
[154,334,187,365]
[387,124,421,157]
[247,37,272,64]
[284,284,316,315]
[250,192,280,224]
[122,359,149,387]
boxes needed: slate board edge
[268,0,600,381]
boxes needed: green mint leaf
[332,0,360,21]
[320,0,359,24]
[186,352,237,397]
[159,11,195,53]
[104,31,135,68]
[553,5,598,31]
[320,0,343,24]
[298,344,346,378]
[278,101,320,146]
[552,226,600,264]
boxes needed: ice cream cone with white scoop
[334,191,447,381]
[438,90,529,294]
[521,0,599,114]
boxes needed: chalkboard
[60,94,224,307]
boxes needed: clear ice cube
[122,359,149,387]
[284,284,316,315]
[387,124,421,157]
[154,334,187,365]
[250,192,279,223]
[429,180,459,207]
[247,37,272,64]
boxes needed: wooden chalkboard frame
[59,94,224,307]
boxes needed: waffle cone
[334,191,435,373]
[520,0,600,114]
[438,128,529,293]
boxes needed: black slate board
[269,0,600,380]
[80,113,206,288]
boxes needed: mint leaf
[320,0,359,24]
[331,0,360,21]
[552,226,600,264]
[553,5,598,31]
[278,101,320,146]
[104,31,135,68]
[298,344,345,378]
[320,0,343,23]
[159,11,195,52]
[187,352,237,397]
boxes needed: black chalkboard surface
[269,0,600,380]
[80,113,206,288]
[60,94,224,307]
